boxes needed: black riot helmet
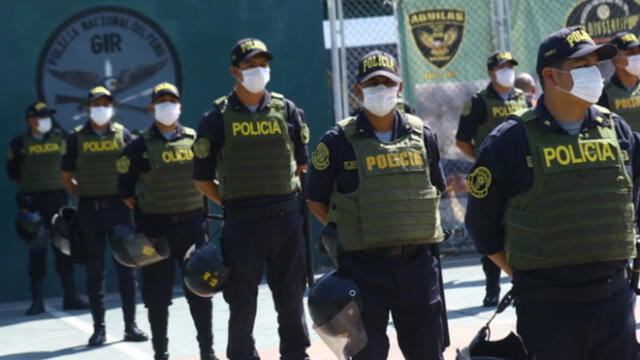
[110,225,170,268]
[51,206,77,256]
[183,241,230,297]
[308,269,368,360]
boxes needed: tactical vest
[19,129,65,193]
[603,80,640,131]
[216,92,299,200]
[504,108,636,271]
[395,98,407,114]
[137,127,203,214]
[474,88,528,146]
[74,123,126,197]
[327,115,443,251]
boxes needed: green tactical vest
[327,115,443,251]
[18,129,65,193]
[603,80,640,131]
[395,98,407,114]
[215,92,299,200]
[474,88,528,146]
[137,127,203,214]
[504,107,636,271]
[74,123,126,197]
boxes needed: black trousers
[77,200,137,326]
[221,210,310,360]
[139,213,213,345]
[481,255,501,297]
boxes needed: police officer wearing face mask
[598,32,640,131]
[6,101,89,315]
[466,26,640,359]
[192,38,310,360]
[117,82,218,360]
[455,51,530,307]
[307,50,448,360]
[61,86,148,346]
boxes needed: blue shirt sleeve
[423,124,446,192]
[306,126,343,204]
[284,100,310,166]
[192,108,224,181]
[456,95,487,143]
[6,136,24,181]
[61,132,78,172]
[117,136,147,200]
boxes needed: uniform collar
[534,95,610,133]
[485,83,519,100]
[26,129,52,140]
[227,90,273,112]
[354,110,411,140]
[81,121,116,135]
[611,72,640,92]
[149,122,185,141]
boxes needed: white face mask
[624,54,640,76]
[495,68,515,87]
[154,102,181,126]
[36,118,52,134]
[240,66,270,94]
[362,84,399,116]
[555,66,604,104]
[90,106,113,126]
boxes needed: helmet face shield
[313,300,368,360]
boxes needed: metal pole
[327,0,343,123]
[496,0,506,51]
[337,0,349,118]
[505,0,513,52]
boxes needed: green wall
[0,0,331,302]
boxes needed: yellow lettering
[366,156,376,171]
[376,154,387,169]
[568,144,583,164]
[584,142,597,162]
[400,152,409,166]
[556,146,570,165]
[232,123,242,136]
[601,142,615,161]
[543,147,556,167]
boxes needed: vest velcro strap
[224,197,299,220]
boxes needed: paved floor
[0,254,637,359]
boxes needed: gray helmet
[183,242,230,297]
[110,225,170,267]
[15,211,46,250]
[51,206,77,256]
[308,269,368,360]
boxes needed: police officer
[456,51,530,307]
[598,31,640,131]
[465,26,640,359]
[117,82,218,360]
[192,38,310,360]
[6,101,88,315]
[307,50,447,360]
[515,72,537,108]
[61,86,147,346]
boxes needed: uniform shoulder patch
[461,100,473,117]
[117,156,131,174]
[312,142,330,171]
[193,137,211,159]
[300,124,310,144]
[467,166,492,199]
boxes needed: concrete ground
[0,254,637,360]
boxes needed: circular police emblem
[116,156,131,174]
[565,0,640,43]
[193,138,210,159]
[312,142,330,171]
[37,6,182,132]
[467,166,492,199]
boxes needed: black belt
[224,197,299,220]
[142,209,203,225]
[78,197,120,211]
[514,269,628,304]
[351,244,425,258]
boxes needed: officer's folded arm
[194,179,222,205]
[488,251,512,277]
[307,200,329,225]
[455,140,476,159]
[60,171,78,197]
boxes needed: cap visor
[359,70,401,83]
[241,50,274,63]
[496,59,519,67]
[89,94,114,103]
[152,91,180,101]
[570,43,618,61]
[622,41,640,51]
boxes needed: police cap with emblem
[230,38,274,67]
[536,26,617,74]
[487,51,518,70]
[610,31,640,51]
[356,50,401,83]
[87,86,114,103]
[151,82,180,102]
[25,101,56,118]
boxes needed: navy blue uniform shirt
[597,73,639,109]
[456,84,532,143]
[465,96,640,288]
[117,123,190,200]
[306,110,446,204]
[192,90,309,207]
[61,121,132,172]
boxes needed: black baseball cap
[356,50,401,83]
[25,101,56,118]
[151,82,180,102]
[87,86,113,103]
[487,51,518,70]
[230,38,273,67]
[611,31,640,51]
[536,26,617,73]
